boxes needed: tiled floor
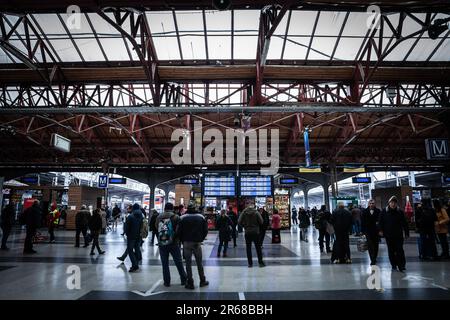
[0,225,449,300]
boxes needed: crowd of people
[0,196,449,287]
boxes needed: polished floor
[0,225,449,300]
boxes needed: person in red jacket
[271,209,281,243]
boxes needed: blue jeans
[127,239,141,269]
[159,244,187,285]
[353,220,361,234]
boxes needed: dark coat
[379,206,409,239]
[361,207,381,237]
[75,209,91,228]
[316,210,331,231]
[414,206,437,234]
[177,209,208,243]
[238,207,263,235]
[88,212,103,233]
[299,211,310,228]
[149,212,159,232]
[26,204,41,229]
[1,204,15,229]
[216,214,233,240]
[124,210,143,240]
[261,211,270,230]
[228,210,238,227]
[330,208,352,234]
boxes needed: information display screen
[240,175,273,196]
[352,177,371,183]
[203,175,236,197]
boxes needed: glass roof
[0,10,449,64]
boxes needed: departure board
[240,175,273,196]
[203,175,236,196]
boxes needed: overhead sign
[425,139,449,160]
[51,133,71,152]
[352,177,371,183]
[344,166,365,173]
[299,166,321,173]
[98,175,108,188]
[180,178,199,185]
[21,176,39,184]
[108,177,127,184]
[279,178,299,185]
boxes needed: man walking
[124,203,143,272]
[75,205,91,248]
[330,202,352,264]
[1,203,15,250]
[238,204,265,267]
[156,203,187,287]
[361,199,381,265]
[379,196,409,272]
[23,200,41,254]
[177,203,209,289]
[227,206,238,248]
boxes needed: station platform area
[0,226,449,300]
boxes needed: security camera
[212,0,231,11]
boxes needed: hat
[388,196,398,203]
[132,203,141,211]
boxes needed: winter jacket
[261,210,270,230]
[291,208,298,219]
[25,204,41,229]
[435,208,449,234]
[1,204,15,229]
[177,209,208,243]
[238,207,263,235]
[88,212,103,233]
[216,214,233,240]
[271,214,281,229]
[330,208,352,235]
[124,209,144,240]
[228,210,238,227]
[100,210,107,228]
[361,207,381,237]
[299,211,310,228]
[351,208,362,222]
[75,209,91,229]
[414,206,437,234]
[149,212,159,232]
[315,210,331,230]
[379,206,409,239]
[155,210,180,244]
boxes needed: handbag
[326,222,335,235]
[357,235,368,252]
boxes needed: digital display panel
[352,177,371,183]
[109,177,127,184]
[180,178,200,185]
[203,175,236,197]
[279,178,298,185]
[240,175,272,196]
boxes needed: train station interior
[0,0,449,302]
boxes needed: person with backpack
[361,199,382,265]
[176,203,209,289]
[433,199,449,259]
[23,200,41,254]
[378,196,409,272]
[415,199,438,260]
[149,209,159,245]
[238,204,265,268]
[315,205,332,253]
[1,203,15,250]
[330,202,353,264]
[216,209,233,257]
[124,203,143,272]
[227,206,238,248]
[259,207,270,247]
[155,203,187,287]
[75,205,91,248]
[299,207,310,242]
[88,208,105,256]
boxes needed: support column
[322,183,331,211]
[408,171,416,187]
[369,172,375,200]
[302,186,309,209]
[0,176,4,208]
